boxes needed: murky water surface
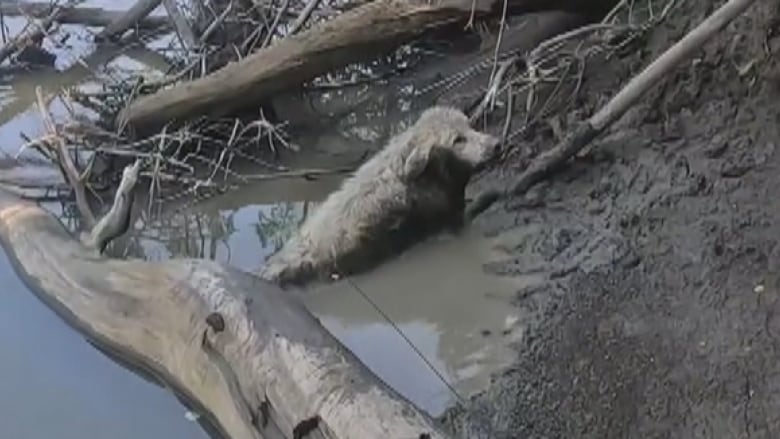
[0,2,210,437]
[0,0,526,436]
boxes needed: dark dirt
[440,0,780,438]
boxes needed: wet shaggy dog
[259,106,500,286]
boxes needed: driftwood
[117,0,613,135]
[0,1,169,29]
[0,162,452,439]
[465,0,761,219]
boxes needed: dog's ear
[403,143,433,180]
[402,131,437,180]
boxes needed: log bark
[0,188,451,438]
[0,2,169,29]
[117,0,615,136]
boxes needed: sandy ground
[441,0,780,437]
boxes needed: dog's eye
[453,134,467,144]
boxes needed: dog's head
[402,106,500,180]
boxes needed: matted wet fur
[259,106,500,286]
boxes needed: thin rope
[339,273,467,406]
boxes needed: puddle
[136,173,529,417]
[305,228,527,415]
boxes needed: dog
[259,106,500,286]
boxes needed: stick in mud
[465,0,761,220]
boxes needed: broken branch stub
[81,159,142,253]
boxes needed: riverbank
[442,0,780,437]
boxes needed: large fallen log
[117,0,615,135]
[0,168,451,438]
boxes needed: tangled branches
[469,0,680,144]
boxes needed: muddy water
[305,228,527,415]
[140,178,527,416]
[0,2,526,436]
[137,125,528,417]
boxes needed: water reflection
[0,248,211,439]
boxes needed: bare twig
[262,0,290,48]
[466,0,760,220]
[162,0,197,49]
[198,0,233,45]
[288,0,321,35]
[469,55,517,122]
[35,86,97,228]
[81,160,142,253]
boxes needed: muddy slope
[443,1,780,438]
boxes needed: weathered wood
[96,0,163,41]
[0,2,169,29]
[0,186,451,439]
[117,0,615,136]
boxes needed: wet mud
[442,1,780,438]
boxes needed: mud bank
[442,0,780,437]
